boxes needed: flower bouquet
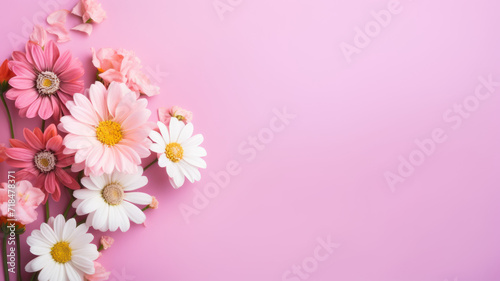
[0,1,207,280]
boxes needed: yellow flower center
[34,151,57,173]
[165,142,184,163]
[96,121,123,146]
[51,242,72,264]
[42,78,52,87]
[36,71,60,96]
[102,184,125,205]
[175,115,184,121]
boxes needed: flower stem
[29,272,39,281]
[15,235,21,281]
[41,119,45,132]
[0,90,14,139]
[143,159,158,171]
[45,199,50,222]
[2,234,9,281]
[63,190,75,219]
[141,205,150,211]
[98,245,104,252]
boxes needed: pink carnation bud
[100,236,114,250]
[149,196,159,209]
[158,106,193,125]
[84,261,110,281]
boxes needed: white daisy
[72,167,152,232]
[149,118,207,188]
[25,215,99,281]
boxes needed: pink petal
[9,61,36,78]
[23,128,44,150]
[58,66,84,82]
[5,88,35,100]
[46,135,63,151]
[44,172,57,194]
[26,97,42,118]
[9,77,35,90]
[47,9,70,25]
[5,159,32,168]
[14,89,39,109]
[29,25,48,47]
[71,23,93,35]
[5,148,34,162]
[59,80,84,94]
[98,69,126,84]
[50,96,61,122]
[15,167,38,180]
[43,124,58,143]
[11,51,30,65]
[44,41,60,67]
[38,97,54,120]
[55,168,80,190]
[158,107,170,123]
[56,156,74,168]
[46,23,70,43]
[9,139,31,149]
[71,1,84,17]
[27,42,47,72]
[52,50,72,74]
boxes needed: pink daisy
[5,124,80,202]
[6,40,84,121]
[59,81,152,176]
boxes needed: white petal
[182,134,203,148]
[73,189,100,200]
[182,156,207,169]
[149,130,165,147]
[37,259,56,281]
[89,174,107,189]
[66,223,90,243]
[116,205,130,232]
[177,161,195,183]
[30,245,51,255]
[150,143,164,154]
[122,175,148,191]
[72,243,99,261]
[168,117,182,141]
[169,177,180,189]
[69,233,93,250]
[65,263,84,281]
[80,177,102,191]
[92,203,109,230]
[53,215,66,239]
[184,146,207,158]
[177,122,194,143]
[25,255,51,273]
[70,255,95,274]
[158,154,168,168]
[40,223,58,245]
[76,196,104,215]
[27,231,52,248]
[165,161,181,180]
[108,206,119,232]
[157,121,170,143]
[124,192,152,205]
[61,218,76,241]
[122,201,146,224]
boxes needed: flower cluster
[0,1,207,279]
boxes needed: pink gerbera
[59,81,152,176]
[6,40,84,121]
[5,124,80,202]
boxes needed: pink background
[1,0,500,280]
